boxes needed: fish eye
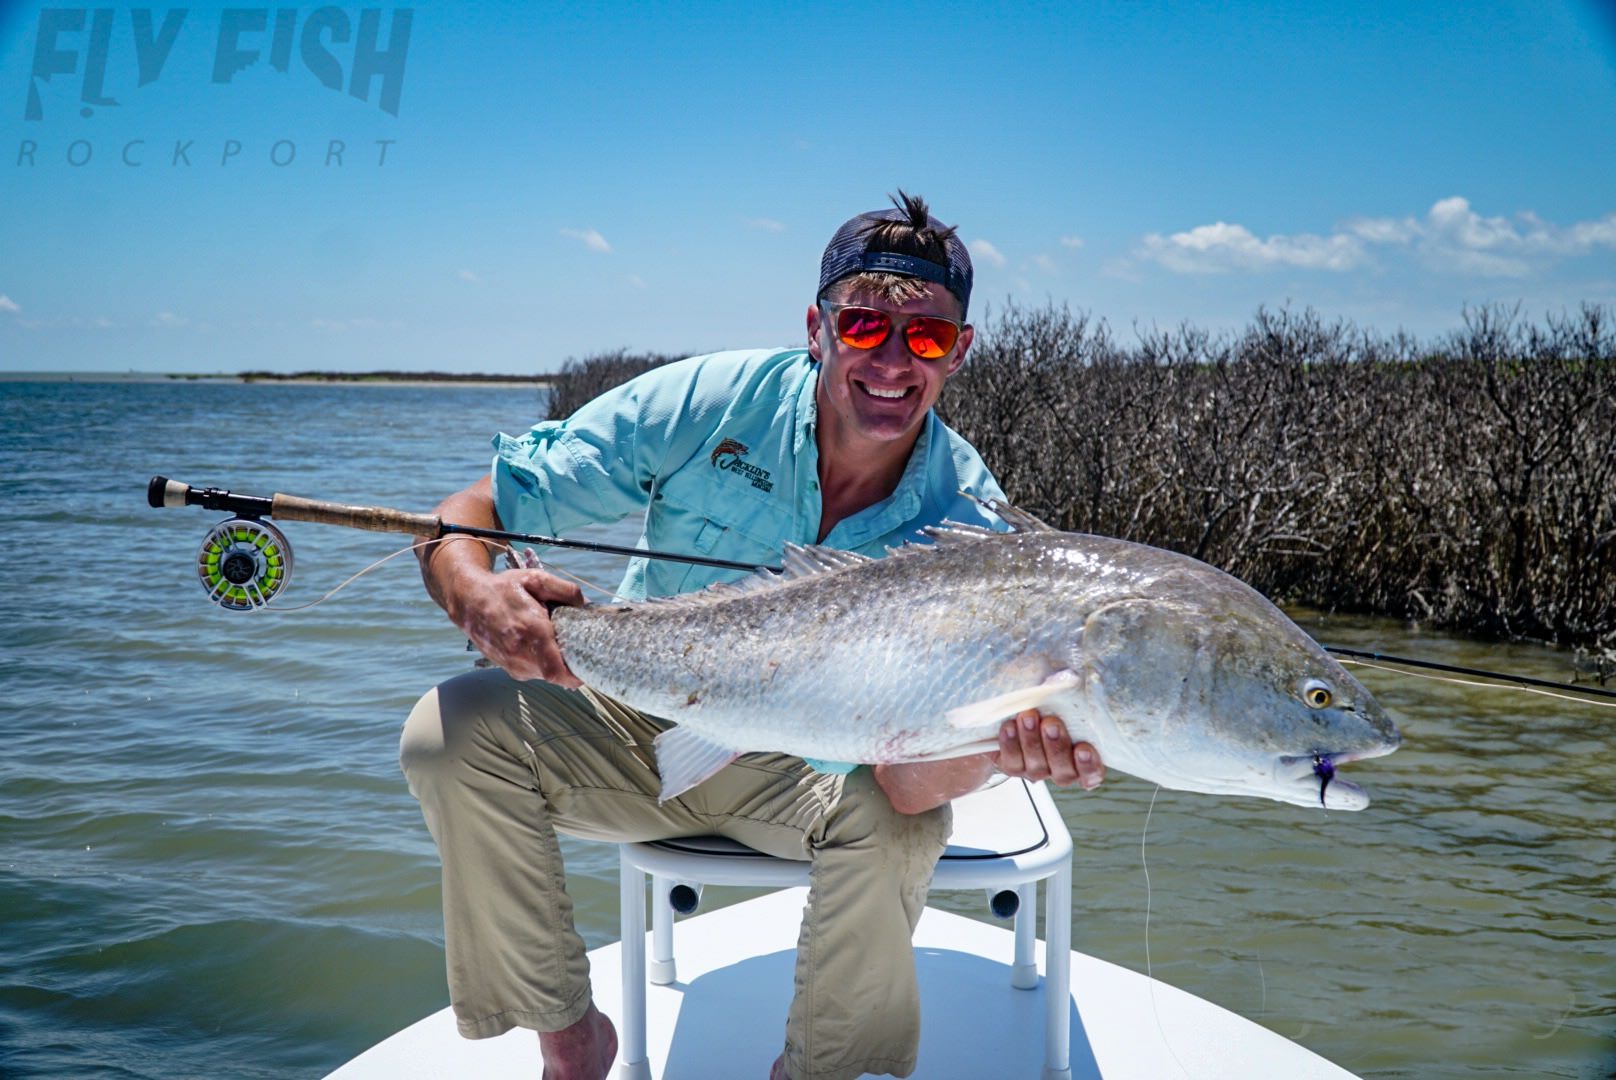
[1303,680,1333,709]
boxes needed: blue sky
[3,0,1615,374]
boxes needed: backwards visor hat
[817,205,974,320]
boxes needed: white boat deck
[327,888,1359,1080]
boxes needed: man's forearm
[415,476,502,615]
[872,755,997,815]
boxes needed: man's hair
[822,191,965,313]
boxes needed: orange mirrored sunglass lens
[832,306,959,359]
[904,317,959,359]
[835,308,892,349]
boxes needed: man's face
[806,282,974,447]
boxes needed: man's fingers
[996,719,1025,774]
[993,712,1106,791]
[528,639,581,687]
[1073,741,1105,790]
[517,569,585,607]
[1039,718,1080,786]
[1014,709,1051,780]
[455,569,583,686]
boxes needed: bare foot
[769,1054,790,1080]
[539,1004,617,1080]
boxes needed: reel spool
[196,518,293,610]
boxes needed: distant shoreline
[2,371,552,388]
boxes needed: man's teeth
[862,385,909,399]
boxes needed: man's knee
[399,669,507,794]
[400,684,451,795]
[823,769,952,859]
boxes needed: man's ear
[945,323,974,376]
[806,303,824,362]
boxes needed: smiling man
[401,193,1105,1080]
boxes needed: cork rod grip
[271,493,442,537]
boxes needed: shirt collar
[793,359,818,454]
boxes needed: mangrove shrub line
[541,305,1615,650]
[937,303,1615,651]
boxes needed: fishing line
[1531,987,1576,1040]
[503,545,626,603]
[1327,647,1616,702]
[263,537,626,616]
[1338,659,1616,710]
[251,538,454,614]
[1140,784,1193,1079]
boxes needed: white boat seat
[617,776,1075,1080]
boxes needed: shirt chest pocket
[652,467,797,567]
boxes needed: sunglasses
[820,302,963,360]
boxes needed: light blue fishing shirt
[489,347,1009,773]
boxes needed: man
[401,193,1105,1080]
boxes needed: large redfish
[550,504,1402,807]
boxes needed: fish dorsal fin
[637,543,872,609]
[780,543,872,578]
[920,522,1003,546]
[878,523,1006,563]
[959,491,1060,533]
[637,569,775,607]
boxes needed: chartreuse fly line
[196,518,292,611]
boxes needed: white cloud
[151,311,189,327]
[1342,217,1416,245]
[745,218,786,233]
[1137,222,1366,273]
[457,268,479,283]
[0,294,18,313]
[1346,197,1616,277]
[561,228,611,253]
[1564,216,1616,250]
[625,274,647,289]
[1032,254,1058,274]
[1059,235,1084,249]
[968,239,1007,268]
[1137,198,1616,278]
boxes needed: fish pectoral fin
[944,670,1082,731]
[903,738,1003,762]
[652,725,743,804]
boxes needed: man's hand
[993,709,1104,790]
[445,561,584,685]
[416,476,585,686]
[873,709,1104,814]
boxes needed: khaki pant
[400,668,952,1080]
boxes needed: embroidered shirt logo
[710,438,774,492]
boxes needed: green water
[0,380,1611,1078]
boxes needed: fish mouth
[1277,743,1399,811]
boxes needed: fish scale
[550,514,1401,808]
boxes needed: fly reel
[196,518,292,610]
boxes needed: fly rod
[1323,647,1616,701]
[146,475,1616,702]
[147,475,781,610]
